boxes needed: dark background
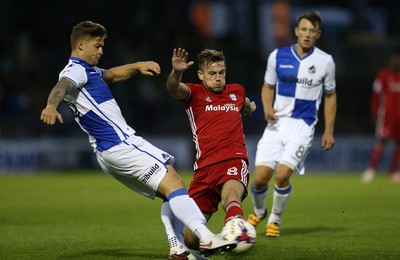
[1,0,399,141]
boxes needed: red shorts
[376,118,400,140]
[188,158,249,214]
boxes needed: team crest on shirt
[230,94,237,101]
[308,65,316,74]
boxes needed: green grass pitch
[1,171,399,259]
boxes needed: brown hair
[70,21,107,50]
[197,48,226,71]
[296,11,322,30]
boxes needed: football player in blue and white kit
[40,21,236,259]
[247,11,337,237]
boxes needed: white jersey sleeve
[264,49,278,86]
[324,56,336,92]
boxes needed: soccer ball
[220,217,256,254]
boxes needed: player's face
[295,18,320,53]
[80,36,104,66]
[198,61,226,94]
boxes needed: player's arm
[321,91,337,151]
[166,70,190,101]
[370,76,382,122]
[261,83,277,123]
[241,97,256,117]
[166,48,193,101]
[40,78,75,125]
[103,61,161,84]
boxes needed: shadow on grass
[62,249,164,259]
[284,225,348,235]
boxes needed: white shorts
[96,134,175,199]
[255,117,314,175]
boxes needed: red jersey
[184,83,249,170]
[371,68,400,139]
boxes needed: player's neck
[294,44,313,58]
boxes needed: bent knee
[253,166,273,187]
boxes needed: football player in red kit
[166,48,256,249]
[362,51,400,183]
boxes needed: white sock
[268,184,291,225]
[168,188,214,241]
[250,185,269,218]
[161,202,187,254]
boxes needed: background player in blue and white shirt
[40,21,235,259]
[247,11,337,237]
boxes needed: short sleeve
[59,63,88,89]
[324,56,336,92]
[264,49,278,87]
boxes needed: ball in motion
[220,217,256,254]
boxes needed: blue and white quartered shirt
[60,56,135,152]
[264,45,336,127]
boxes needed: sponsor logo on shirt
[205,103,239,112]
[140,163,160,184]
[281,76,313,86]
[279,64,294,69]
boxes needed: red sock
[369,143,384,169]
[389,146,400,173]
[224,201,243,223]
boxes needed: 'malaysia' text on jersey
[205,103,239,112]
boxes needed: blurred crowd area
[1,0,400,140]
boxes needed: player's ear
[197,70,204,81]
[316,30,321,39]
[78,41,84,51]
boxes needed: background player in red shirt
[166,48,256,250]
[362,51,400,183]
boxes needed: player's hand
[264,106,278,124]
[321,132,335,151]
[241,98,257,116]
[136,61,161,76]
[40,105,64,125]
[172,48,194,72]
[249,101,257,114]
